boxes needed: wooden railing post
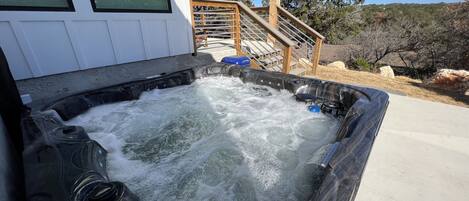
[283,46,292,73]
[201,13,208,47]
[190,0,197,56]
[268,0,280,27]
[267,0,280,44]
[234,5,242,56]
[311,37,323,75]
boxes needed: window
[0,0,75,11]
[91,0,172,13]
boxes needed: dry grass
[307,66,469,108]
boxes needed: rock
[431,69,469,91]
[379,66,395,79]
[431,69,469,86]
[326,61,346,70]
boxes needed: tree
[262,0,364,43]
[292,0,364,43]
[347,16,424,70]
[429,0,469,70]
[348,1,468,76]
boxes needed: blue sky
[252,0,461,6]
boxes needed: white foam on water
[67,76,340,201]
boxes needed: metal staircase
[191,0,324,75]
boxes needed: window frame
[0,0,75,12]
[90,0,172,13]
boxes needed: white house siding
[0,0,194,80]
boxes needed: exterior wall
[0,0,194,80]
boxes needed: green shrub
[354,57,372,71]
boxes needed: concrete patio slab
[356,94,469,201]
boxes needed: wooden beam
[311,38,323,75]
[234,6,242,56]
[250,59,260,69]
[190,0,198,55]
[268,0,279,27]
[267,0,279,44]
[200,13,208,47]
[283,46,292,74]
[250,7,269,11]
[192,1,237,8]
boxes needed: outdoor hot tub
[20,63,389,201]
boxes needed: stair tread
[241,42,282,57]
[249,49,282,57]
[259,55,283,65]
[262,60,299,72]
[260,57,299,66]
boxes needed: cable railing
[191,0,295,73]
[278,15,315,59]
[276,6,325,75]
[193,6,236,48]
[251,6,325,75]
[239,12,284,71]
[191,0,326,75]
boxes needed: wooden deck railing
[251,4,325,75]
[276,6,324,75]
[191,0,295,73]
[191,0,324,75]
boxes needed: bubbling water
[67,76,339,201]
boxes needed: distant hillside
[282,1,467,73]
[360,3,448,28]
